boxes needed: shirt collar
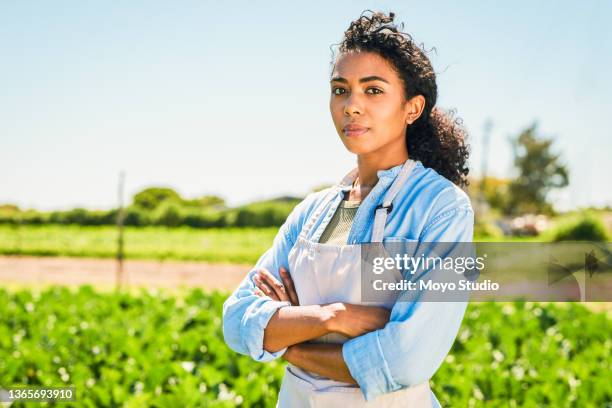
[338,159,419,190]
[376,162,403,179]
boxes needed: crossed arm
[225,204,474,401]
[252,267,391,384]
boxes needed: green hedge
[0,200,300,229]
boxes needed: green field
[1,286,610,407]
[0,225,543,264]
[0,225,278,264]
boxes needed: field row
[0,226,278,264]
[1,287,610,407]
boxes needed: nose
[344,93,363,116]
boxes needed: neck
[355,146,409,188]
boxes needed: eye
[332,87,346,96]
[366,87,383,95]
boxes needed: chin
[338,132,380,155]
[342,142,378,155]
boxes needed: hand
[325,302,391,338]
[253,266,300,306]
[282,344,297,363]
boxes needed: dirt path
[0,256,250,292]
[1,255,610,314]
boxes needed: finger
[253,274,269,292]
[279,267,299,306]
[253,274,279,301]
[258,268,289,302]
[253,288,264,297]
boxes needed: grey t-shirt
[318,195,361,245]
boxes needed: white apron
[276,159,439,407]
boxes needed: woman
[223,10,473,407]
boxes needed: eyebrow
[330,75,390,84]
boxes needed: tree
[468,176,511,213]
[132,187,182,210]
[506,123,569,215]
[182,195,226,209]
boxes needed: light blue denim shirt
[222,160,474,401]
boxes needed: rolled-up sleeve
[222,193,316,362]
[342,206,474,401]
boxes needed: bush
[46,208,117,226]
[182,209,227,228]
[231,200,298,228]
[0,208,19,225]
[152,201,184,227]
[549,213,609,242]
[123,206,151,226]
[474,219,504,239]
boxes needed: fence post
[116,171,126,290]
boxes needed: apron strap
[371,159,417,243]
[298,167,357,241]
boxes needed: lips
[343,124,369,137]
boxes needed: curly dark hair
[332,10,470,187]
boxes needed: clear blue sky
[1,1,610,211]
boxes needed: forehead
[332,51,399,81]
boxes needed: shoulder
[282,186,337,240]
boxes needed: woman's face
[329,51,423,157]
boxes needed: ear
[404,95,426,125]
